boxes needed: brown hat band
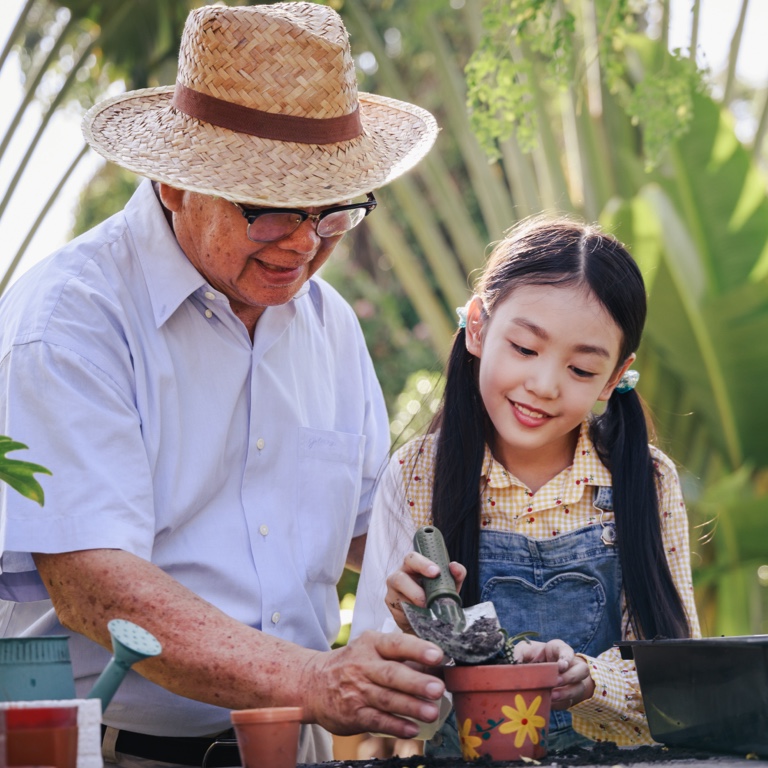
[171,83,363,145]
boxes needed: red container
[231,707,302,768]
[5,706,78,768]
[0,710,6,768]
[444,662,558,762]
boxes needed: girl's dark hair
[431,216,690,640]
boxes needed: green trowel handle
[413,525,463,611]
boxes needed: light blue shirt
[0,179,389,735]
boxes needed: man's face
[159,184,343,331]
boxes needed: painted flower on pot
[500,694,546,747]
[458,717,484,760]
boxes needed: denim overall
[427,487,621,757]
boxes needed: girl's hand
[512,638,595,710]
[384,552,467,634]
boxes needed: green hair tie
[616,369,640,394]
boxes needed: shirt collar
[304,278,326,326]
[563,421,613,504]
[483,446,516,489]
[483,420,612,499]
[125,180,206,329]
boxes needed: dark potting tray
[620,635,768,756]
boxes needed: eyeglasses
[232,192,377,242]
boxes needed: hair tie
[616,369,640,394]
[456,305,468,329]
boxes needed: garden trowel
[401,525,505,665]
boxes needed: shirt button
[256,438,265,450]
[259,524,269,536]
[204,291,215,300]
[204,309,213,319]
[271,612,280,624]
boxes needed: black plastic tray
[620,635,768,755]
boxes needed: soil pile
[306,741,728,768]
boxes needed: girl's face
[465,283,635,483]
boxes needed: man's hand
[300,630,445,737]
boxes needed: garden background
[1,0,768,641]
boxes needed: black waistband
[102,725,240,767]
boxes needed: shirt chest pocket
[297,427,365,584]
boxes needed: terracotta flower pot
[5,705,79,768]
[444,662,559,762]
[231,706,303,768]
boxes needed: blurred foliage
[16,0,192,96]
[465,0,706,169]
[72,163,139,234]
[466,0,579,155]
[388,369,444,451]
[320,234,440,413]
[333,591,356,648]
[624,50,704,171]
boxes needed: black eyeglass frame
[232,192,377,242]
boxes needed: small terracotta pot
[231,706,302,768]
[444,662,559,762]
[5,705,79,768]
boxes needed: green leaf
[0,436,51,506]
[602,74,768,472]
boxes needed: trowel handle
[413,525,462,609]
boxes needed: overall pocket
[481,572,607,652]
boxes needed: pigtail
[431,330,487,605]
[590,390,690,639]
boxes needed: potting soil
[405,614,506,662]
[302,741,749,768]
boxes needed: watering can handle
[413,525,463,610]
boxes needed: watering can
[0,618,162,710]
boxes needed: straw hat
[82,2,438,208]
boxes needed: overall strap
[592,485,613,511]
[593,486,615,545]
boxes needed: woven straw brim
[82,87,438,208]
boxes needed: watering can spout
[86,619,162,710]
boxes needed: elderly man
[0,3,443,765]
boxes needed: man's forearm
[34,549,317,711]
[33,548,446,737]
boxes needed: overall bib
[427,489,621,756]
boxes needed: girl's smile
[465,283,634,491]
[511,401,553,426]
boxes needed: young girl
[351,216,701,755]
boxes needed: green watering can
[0,619,162,710]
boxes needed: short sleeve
[0,340,155,598]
